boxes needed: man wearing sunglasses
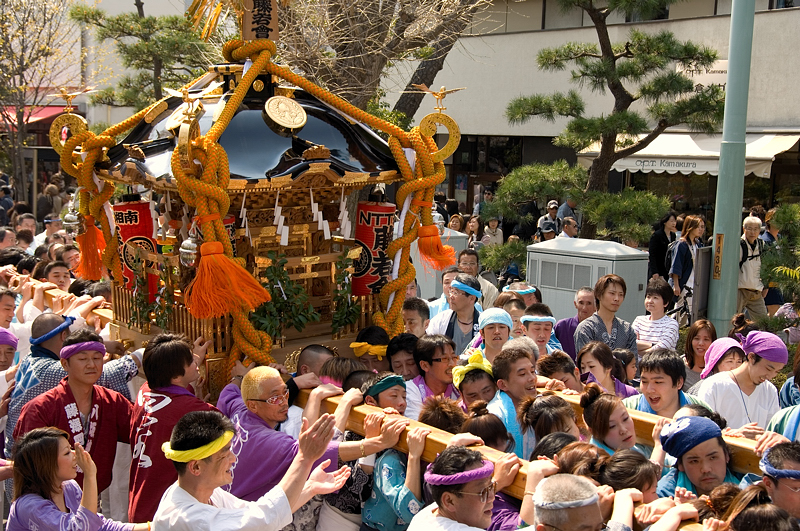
[217,366,407,503]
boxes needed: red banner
[114,200,158,302]
[352,202,395,296]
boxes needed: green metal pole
[707,0,756,334]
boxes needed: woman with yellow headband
[8,427,150,531]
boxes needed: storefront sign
[713,233,724,280]
[678,60,729,93]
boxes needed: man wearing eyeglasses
[737,216,768,319]
[408,445,498,531]
[217,366,406,502]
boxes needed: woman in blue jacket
[669,215,706,315]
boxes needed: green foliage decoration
[331,251,361,334]
[251,252,321,339]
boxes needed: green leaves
[251,251,321,338]
[582,188,671,244]
[70,6,210,110]
[505,90,585,125]
[484,160,587,223]
[331,251,361,334]
[478,238,529,276]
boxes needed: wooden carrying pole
[295,389,764,531]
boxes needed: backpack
[664,239,683,272]
[739,238,764,270]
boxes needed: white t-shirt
[632,315,679,350]
[152,482,292,531]
[697,371,779,429]
[407,503,486,531]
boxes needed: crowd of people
[0,181,793,531]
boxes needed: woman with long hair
[668,214,706,316]
[577,341,637,399]
[7,427,147,530]
[682,319,717,391]
[465,215,484,248]
[580,383,666,467]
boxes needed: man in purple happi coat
[218,365,404,501]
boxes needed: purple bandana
[0,328,18,350]
[424,459,494,485]
[60,341,106,360]
[738,331,788,365]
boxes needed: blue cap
[478,308,513,331]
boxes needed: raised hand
[298,413,335,462]
[305,459,351,496]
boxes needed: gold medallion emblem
[49,114,88,155]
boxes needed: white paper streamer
[243,58,252,76]
[180,205,191,240]
[280,226,289,246]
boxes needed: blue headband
[30,316,75,345]
[503,285,537,295]
[450,280,481,299]
[660,416,721,459]
[520,315,556,326]
[761,449,800,480]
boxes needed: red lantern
[113,197,158,302]
[352,202,395,296]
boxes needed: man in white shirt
[33,214,62,250]
[558,217,579,238]
[737,215,768,319]
[153,410,349,531]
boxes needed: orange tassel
[75,216,106,281]
[185,241,271,319]
[416,224,456,271]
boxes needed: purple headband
[60,341,106,360]
[424,459,494,486]
[738,331,788,365]
[0,328,18,350]
[701,337,743,379]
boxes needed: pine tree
[71,5,209,110]
[505,0,725,237]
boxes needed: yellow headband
[452,352,493,389]
[350,342,388,361]
[162,430,234,463]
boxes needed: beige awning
[577,133,800,178]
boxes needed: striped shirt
[632,315,679,351]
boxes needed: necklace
[731,372,753,423]
[457,318,473,326]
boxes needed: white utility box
[410,228,469,301]
[526,239,649,323]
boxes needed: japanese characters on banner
[352,202,395,296]
[113,199,158,302]
[242,0,279,41]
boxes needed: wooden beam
[6,273,113,328]
[294,389,760,531]
[558,393,760,475]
